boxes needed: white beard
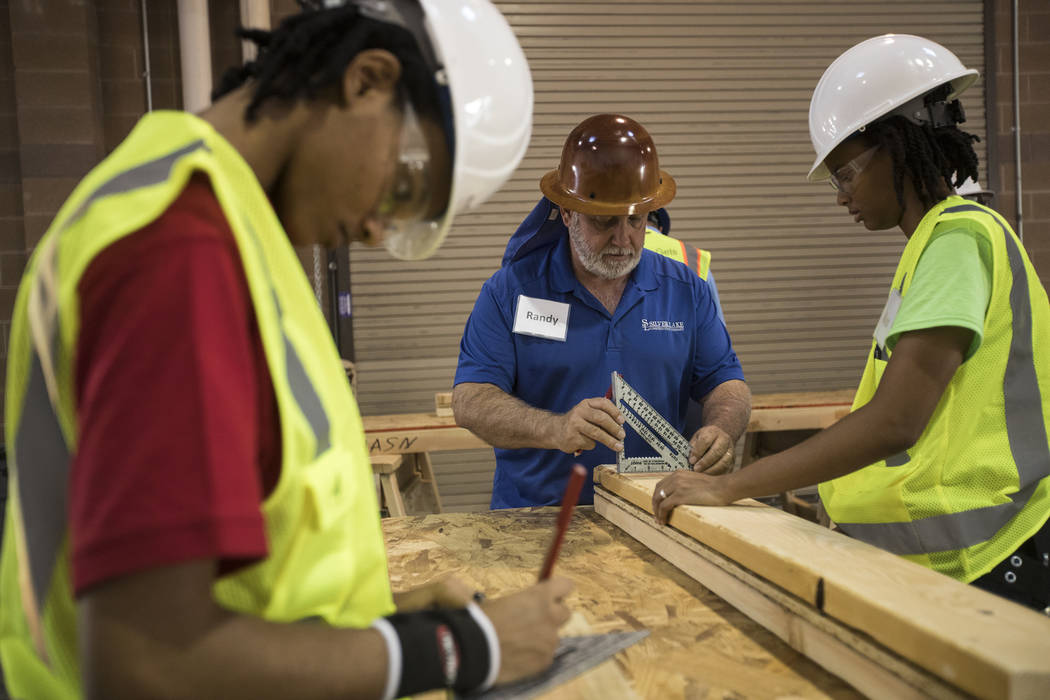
[568,215,641,280]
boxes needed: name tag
[513,295,570,341]
[874,288,903,350]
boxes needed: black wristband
[378,607,491,697]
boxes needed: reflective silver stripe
[63,140,209,229]
[243,220,330,457]
[280,301,331,456]
[13,139,332,607]
[884,451,911,467]
[14,140,212,607]
[289,352,330,453]
[74,144,333,456]
[839,204,1049,555]
[839,481,1039,555]
[15,353,73,610]
[945,205,1050,490]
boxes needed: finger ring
[659,489,667,499]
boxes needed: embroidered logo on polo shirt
[642,319,684,332]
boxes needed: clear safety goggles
[828,145,879,194]
[378,98,452,260]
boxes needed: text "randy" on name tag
[513,295,570,341]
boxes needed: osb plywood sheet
[383,508,861,699]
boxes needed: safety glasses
[377,99,436,223]
[377,97,453,260]
[828,145,879,194]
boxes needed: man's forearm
[699,379,751,443]
[452,383,556,449]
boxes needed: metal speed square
[611,371,691,474]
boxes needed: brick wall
[98,0,183,154]
[0,0,234,433]
[0,0,18,425]
[210,1,240,93]
[5,0,112,429]
[993,0,1050,289]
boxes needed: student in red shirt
[1,2,571,698]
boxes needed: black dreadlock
[858,86,981,211]
[213,1,441,125]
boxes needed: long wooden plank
[748,404,851,431]
[749,389,856,409]
[749,388,854,431]
[593,466,1050,700]
[364,389,855,456]
[595,470,824,603]
[594,489,966,700]
[361,413,486,454]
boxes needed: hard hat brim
[539,169,676,216]
[807,60,978,183]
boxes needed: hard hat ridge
[540,114,675,216]
[807,34,979,181]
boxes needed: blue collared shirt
[455,235,745,508]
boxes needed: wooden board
[594,466,1050,700]
[382,508,862,699]
[364,389,856,457]
[748,389,855,432]
[749,389,856,410]
[361,412,486,455]
[594,489,967,700]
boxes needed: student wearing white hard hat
[0,2,572,698]
[654,35,1050,612]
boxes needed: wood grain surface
[594,467,1050,700]
[362,390,856,456]
[383,508,861,699]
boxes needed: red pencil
[538,464,587,581]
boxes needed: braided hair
[213,1,441,125]
[859,86,981,210]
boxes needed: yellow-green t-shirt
[886,224,993,361]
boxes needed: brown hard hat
[540,114,675,216]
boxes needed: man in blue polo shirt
[453,114,751,508]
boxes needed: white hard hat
[351,0,532,259]
[955,177,991,197]
[807,34,978,182]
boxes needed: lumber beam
[593,466,1050,700]
[364,389,855,456]
[361,412,486,455]
[594,490,965,700]
[748,388,854,432]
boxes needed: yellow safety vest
[0,111,394,698]
[819,196,1050,582]
[644,226,711,280]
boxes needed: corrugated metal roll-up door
[348,0,987,511]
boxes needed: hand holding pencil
[539,463,587,580]
[477,464,583,684]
